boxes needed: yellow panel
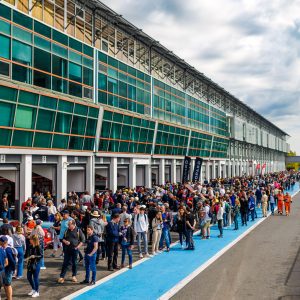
[4,0,15,5]
[67,13,75,37]
[75,18,84,42]
[44,1,54,27]
[32,0,42,21]
[55,7,64,31]
[17,0,29,13]
[85,24,92,45]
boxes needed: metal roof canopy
[81,0,289,137]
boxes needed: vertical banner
[192,157,203,182]
[261,163,266,175]
[182,156,191,183]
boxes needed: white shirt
[134,213,148,233]
[217,206,224,220]
[1,235,14,247]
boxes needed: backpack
[225,203,230,214]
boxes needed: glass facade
[0,84,99,150]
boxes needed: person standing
[50,213,62,258]
[269,192,275,215]
[30,220,45,270]
[106,214,120,271]
[240,196,248,226]
[185,207,195,250]
[217,201,224,238]
[80,226,98,285]
[134,207,149,258]
[152,212,163,254]
[27,235,42,298]
[120,218,134,269]
[261,192,268,217]
[284,192,292,216]
[277,191,284,215]
[12,226,26,279]
[233,199,240,230]
[58,220,85,283]
[176,208,187,247]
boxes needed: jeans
[107,241,118,269]
[223,213,228,227]
[84,253,97,282]
[159,229,170,249]
[250,209,255,221]
[137,232,148,254]
[60,248,78,278]
[16,246,24,277]
[186,229,194,249]
[234,214,239,230]
[241,212,247,225]
[270,203,275,214]
[121,243,133,265]
[178,231,186,246]
[218,219,223,236]
[40,241,45,268]
[0,211,7,219]
[27,261,41,292]
[96,241,106,262]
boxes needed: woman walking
[12,226,26,279]
[120,218,134,269]
[27,235,42,298]
[50,213,62,258]
[176,207,186,248]
[152,212,163,255]
[217,201,224,238]
[233,199,240,230]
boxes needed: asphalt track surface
[172,191,300,300]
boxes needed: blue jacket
[5,247,16,272]
[106,221,120,242]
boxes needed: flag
[192,157,203,182]
[182,156,191,183]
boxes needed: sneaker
[89,281,96,285]
[40,266,46,270]
[139,253,143,259]
[80,280,89,284]
[181,245,184,249]
[72,276,77,283]
[129,264,132,269]
[16,276,23,280]
[28,290,35,296]
[57,278,64,284]
[152,252,156,256]
[145,253,152,257]
[32,291,40,298]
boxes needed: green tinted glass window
[33,70,51,89]
[33,132,52,148]
[55,113,71,133]
[69,62,82,82]
[52,134,69,149]
[69,50,82,64]
[83,67,93,86]
[15,106,36,129]
[40,95,57,110]
[34,20,51,38]
[71,116,86,135]
[12,39,32,65]
[12,64,32,84]
[18,90,38,106]
[52,43,68,58]
[0,19,10,35]
[58,100,73,113]
[0,4,11,20]
[34,35,50,51]
[12,25,32,43]
[52,29,68,45]
[0,102,15,127]
[83,138,94,150]
[13,10,32,29]
[0,34,10,59]
[69,37,82,52]
[69,82,82,97]
[83,44,93,57]
[98,51,107,63]
[74,104,88,116]
[12,130,33,147]
[0,129,11,146]
[52,78,68,94]
[36,109,55,131]
[98,73,107,90]
[52,55,67,77]
[88,107,98,118]
[69,136,83,150]
[34,47,50,72]
[0,86,17,102]
[0,61,9,76]
[86,119,97,136]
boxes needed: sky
[101,0,300,152]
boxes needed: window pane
[0,102,15,126]
[40,95,57,110]
[86,119,97,136]
[34,20,51,38]
[12,25,32,43]
[58,100,73,113]
[74,104,88,116]
[33,132,52,148]
[34,47,50,72]
[69,62,82,82]
[52,77,68,94]
[13,10,32,29]
[0,4,11,20]
[69,82,82,97]
[88,107,98,118]
[52,43,68,58]
[52,134,68,149]
[15,106,36,129]
[34,35,51,51]
[12,40,32,66]
[71,116,86,135]
[0,129,11,146]
[52,55,67,77]
[0,86,17,102]
[83,138,94,150]
[12,130,33,147]
[18,90,38,106]
[98,73,107,90]
[0,61,9,77]
[33,70,51,89]
[53,29,68,45]
[36,109,55,131]
[55,113,71,133]
[83,67,93,86]
[69,136,83,150]
[0,34,10,59]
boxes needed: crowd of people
[0,170,298,298]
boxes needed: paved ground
[172,191,300,300]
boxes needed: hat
[36,219,43,225]
[0,236,8,243]
[134,197,139,201]
[91,211,100,217]
[140,205,146,210]
[27,216,33,221]
[62,210,70,215]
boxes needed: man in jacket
[106,214,120,271]
[134,206,149,258]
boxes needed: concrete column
[19,154,32,219]
[159,158,165,185]
[212,160,216,179]
[129,158,136,189]
[227,160,231,178]
[86,156,95,194]
[222,163,226,178]
[190,159,195,182]
[109,157,118,192]
[145,164,152,188]
[232,160,236,177]
[57,156,67,203]
[206,161,210,181]
[217,160,222,178]
[171,159,177,184]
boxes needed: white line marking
[158,188,300,300]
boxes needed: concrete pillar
[171,159,176,184]
[109,157,118,192]
[86,156,95,194]
[129,158,136,189]
[212,160,216,179]
[217,160,222,178]
[57,156,67,203]
[19,154,32,219]
[159,158,165,185]
[227,160,231,178]
[232,160,236,177]
[190,159,195,182]
[145,164,152,188]
[222,163,226,178]
[206,161,210,181]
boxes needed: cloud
[101,0,300,152]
